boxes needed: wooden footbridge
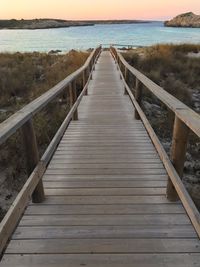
[0,46,200,266]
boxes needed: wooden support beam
[21,119,45,203]
[86,67,90,95]
[167,116,190,201]
[90,63,93,80]
[124,67,128,95]
[93,58,95,70]
[135,78,142,120]
[82,69,88,95]
[124,67,128,82]
[119,62,122,79]
[82,70,86,89]
[69,81,78,121]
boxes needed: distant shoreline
[0,19,155,30]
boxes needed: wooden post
[93,58,96,71]
[82,69,87,95]
[124,67,128,95]
[85,67,90,95]
[90,62,93,80]
[119,62,122,79]
[21,119,45,203]
[135,78,142,120]
[117,55,120,70]
[69,81,78,120]
[166,116,190,201]
[82,70,86,88]
[124,67,128,82]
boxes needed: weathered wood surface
[112,48,200,138]
[112,48,200,237]
[1,51,200,266]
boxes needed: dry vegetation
[0,50,89,220]
[124,44,200,106]
[123,44,200,207]
[0,50,88,121]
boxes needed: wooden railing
[101,43,136,49]
[0,46,101,253]
[110,46,200,238]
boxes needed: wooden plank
[25,204,184,215]
[44,187,165,196]
[50,158,162,164]
[19,214,190,226]
[6,239,200,254]
[45,169,166,175]
[13,225,196,239]
[2,253,200,267]
[68,123,144,127]
[62,135,150,138]
[30,195,176,205]
[52,154,160,160]
[54,151,158,155]
[43,180,167,188]
[67,126,145,129]
[56,146,154,152]
[60,140,152,144]
[50,159,161,164]
[48,163,164,169]
[43,174,168,182]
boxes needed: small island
[0,18,152,30]
[165,12,200,28]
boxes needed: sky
[1,0,200,20]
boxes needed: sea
[0,21,199,53]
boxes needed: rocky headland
[165,12,200,28]
[0,19,152,30]
[0,19,94,29]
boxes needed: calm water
[0,22,199,52]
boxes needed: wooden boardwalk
[1,51,200,266]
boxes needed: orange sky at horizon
[1,0,200,20]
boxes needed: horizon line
[0,18,165,21]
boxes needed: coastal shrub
[0,50,89,220]
[124,43,200,107]
[0,51,88,109]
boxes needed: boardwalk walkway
[1,52,200,266]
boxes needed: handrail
[0,46,102,254]
[0,46,101,145]
[111,47,200,138]
[101,43,137,48]
[110,46,200,238]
